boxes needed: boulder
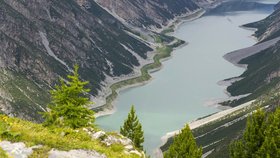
[48,149,107,158]
[0,141,41,158]
[91,131,106,140]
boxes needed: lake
[96,7,273,157]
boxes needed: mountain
[198,1,280,156]
[224,1,280,106]
[244,2,280,41]
[0,0,153,120]
[161,89,280,158]
[0,0,217,120]
[94,0,215,29]
[207,0,275,14]
[162,1,280,157]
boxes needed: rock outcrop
[48,149,107,158]
[0,141,39,158]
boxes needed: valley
[96,5,274,157]
[0,0,280,157]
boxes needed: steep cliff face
[94,0,202,29]
[0,0,153,120]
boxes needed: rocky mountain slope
[162,1,280,157]
[224,1,280,106]
[94,0,218,29]
[244,2,280,41]
[195,2,280,156]
[161,90,279,158]
[0,0,218,120]
[0,0,156,120]
[275,1,280,10]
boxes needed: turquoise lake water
[96,8,274,156]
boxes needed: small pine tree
[230,109,265,158]
[230,108,280,158]
[164,124,202,158]
[42,65,95,129]
[120,105,144,150]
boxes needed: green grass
[29,146,51,158]
[161,26,175,34]
[0,115,141,158]
[154,35,163,43]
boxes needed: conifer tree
[120,106,144,150]
[230,108,280,158]
[164,124,202,158]
[42,65,95,129]
[257,108,280,158]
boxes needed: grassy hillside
[0,114,143,158]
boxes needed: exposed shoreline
[223,36,280,67]
[93,9,207,118]
[93,0,225,119]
